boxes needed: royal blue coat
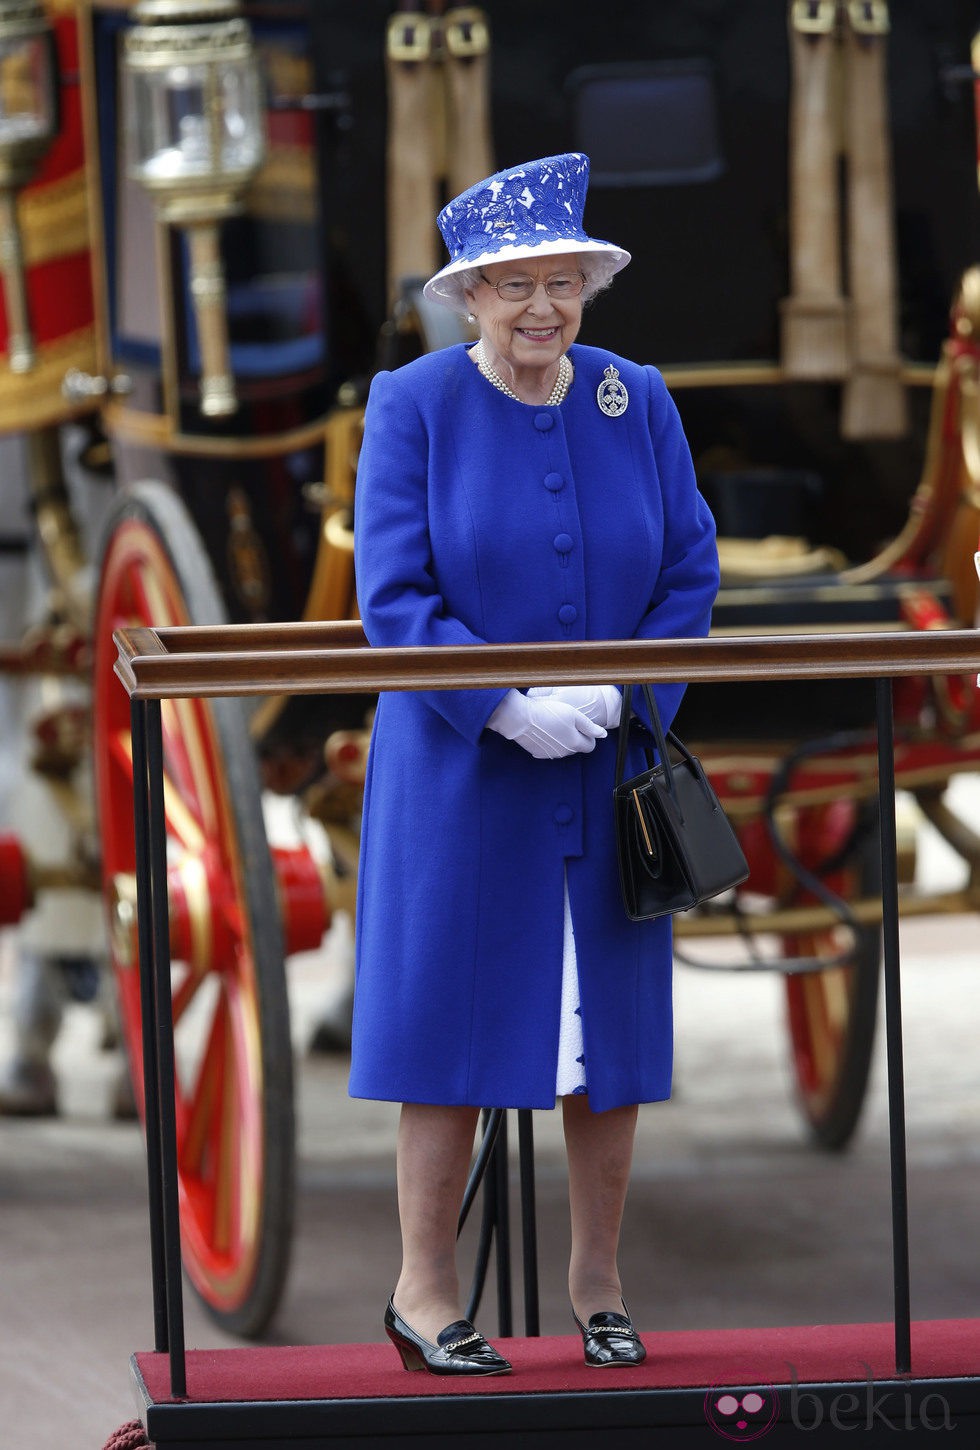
[350,342,719,1113]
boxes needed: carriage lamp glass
[124,4,263,194]
[0,0,57,373]
[123,0,266,415]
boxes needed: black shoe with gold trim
[573,1305,647,1367]
[384,1297,512,1376]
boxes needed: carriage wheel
[93,481,294,1336]
[783,803,882,1151]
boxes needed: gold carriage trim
[18,169,90,268]
[0,324,97,432]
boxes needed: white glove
[527,684,622,729]
[487,689,607,759]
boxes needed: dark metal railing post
[131,698,168,1355]
[144,699,187,1398]
[493,1112,513,1337]
[875,677,912,1375]
[517,1109,540,1336]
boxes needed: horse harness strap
[385,4,493,308]
[781,0,906,440]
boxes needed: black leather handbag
[613,682,749,921]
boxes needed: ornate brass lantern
[0,0,57,373]
[123,0,265,416]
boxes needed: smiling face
[464,252,584,394]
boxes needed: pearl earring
[466,312,476,323]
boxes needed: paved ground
[2,902,979,1448]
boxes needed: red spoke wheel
[93,482,294,1336]
[784,802,882,1150]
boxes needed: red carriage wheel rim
[94,517,266,1313]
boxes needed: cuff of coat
[423,685,513,745]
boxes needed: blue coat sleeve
[634,367,719,731]
[353,369,510,742]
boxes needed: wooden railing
[114,620,980,697]
[113,622,980,1397]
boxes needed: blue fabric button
[554,804,574,825]
[558,604,578,625]
[534,413,554,431]
[553,533,573,554]
[544,472,564,491]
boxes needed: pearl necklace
[475,343,572,406]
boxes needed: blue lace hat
[422,152,630,312]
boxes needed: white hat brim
[422,237,631,312]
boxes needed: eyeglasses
[479,271,586,302]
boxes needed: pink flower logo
[704,1381,780,1441]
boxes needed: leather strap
[781,1,849,379]
[614,683,683,805]
[780,1,906,439]
[386,7,442,307]
[840,2,907,438]
[443,7,494,199]
[385,4,493,310]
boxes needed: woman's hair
[455,254,616,316]
[455,267,485,310]
[580,255,618,304]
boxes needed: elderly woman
[352,153,718,1376]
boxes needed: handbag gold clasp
[632,789,656,857]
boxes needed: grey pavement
[1,905,979,1448]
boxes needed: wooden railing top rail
[113,621,980,699]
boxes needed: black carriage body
[312,1,980,368]
[87,2,980,695]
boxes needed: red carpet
[135,1319,980,1405]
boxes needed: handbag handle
[614,682,677,800]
